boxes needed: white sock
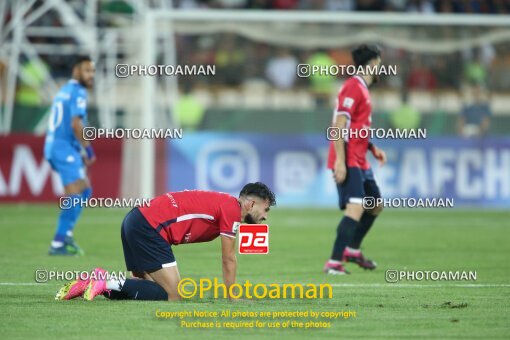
[328,259,342,265]
[106,277,126,291]
[66,231,73,237]
[346,246,361,255]
[51,241,64,248]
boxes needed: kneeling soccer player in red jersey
[55,182,276,301]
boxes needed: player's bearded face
[78,61,95,88]
[243,198,269,224]
[244,213,257,224]
[370,57,382,85]
[371,73,379,85]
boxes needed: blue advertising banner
[168,133,510,208]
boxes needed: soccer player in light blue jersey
[44,56,96,256]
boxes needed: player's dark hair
[351,44,381,67]
[240,182,276,206]
[72,56,92,69]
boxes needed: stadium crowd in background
[18,34,508,95]
[3,0,507,99]
[174,36,508,91]
[8,1,510,92]
[2,0,509,136]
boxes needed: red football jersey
[327,76,372,170]
[138,190,241,245]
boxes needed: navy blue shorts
[121,208,176,273]
[336,167,381,210]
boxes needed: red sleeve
[334,80,361,121]
[219,199,241,238]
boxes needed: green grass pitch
[0,204,509,339]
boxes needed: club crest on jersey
[77,97,86,109]
[232,222,241,234]
[343,97,354,109]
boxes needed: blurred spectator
[454,0,506,13]
[272,0,299,9]
[390,90,421,129]
[493,0,510,13]
[195,37,217,65]
[463,56,486,86]
[324,0,354,11]
[305,50,336,107]
[490,43,510,90]
[265,48,298,89]
[406,57,437,90]
[176,83,206,131]
[214,36,246,86]
[329,48,352,68]
[0,61,6,104]
[436,0,455,13]
[355,0,386,11]
[463,46,494,86]
[251,0,510,11]
[406,0,435,13]
[434,52,462,89]
[247,0,271,9]
[15,58,49,107]
[184,0,510,11]
[189,37,217,85]
[300,0,326,10]
[245,43,270,81]
[457,83,492,137]
[385,0,406,11]
[215,0,248,8]
[177,0,212,9]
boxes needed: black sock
[331,216,358,261]
[348,213,377,249]
[113,279,168,301]
[103,290,129,300]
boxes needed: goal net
[119,10,510,198]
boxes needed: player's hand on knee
[168,293,182,301]
[83,145,96,166]
[334,160,347,183]
[371,146,387,167]
[83,155,96,167]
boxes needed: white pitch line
[328,283,510,288]
[0,283,45,286]
[1,283,509,288]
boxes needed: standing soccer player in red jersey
[324,45,387,275]
[55,182,276,301]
